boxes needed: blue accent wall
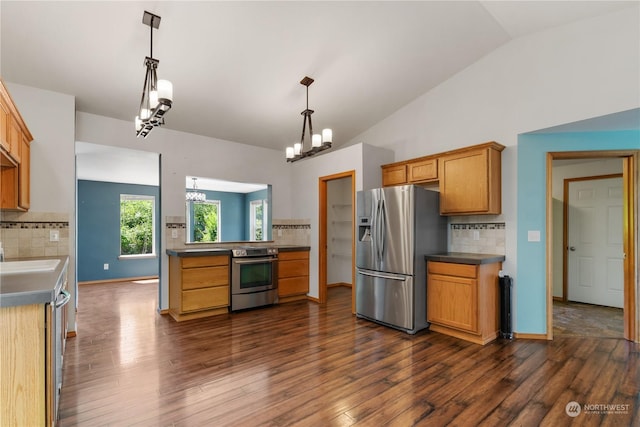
[516,130,639,334]
[77,180,160,282]
[187,186,272,241]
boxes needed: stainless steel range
[230,246,278,311]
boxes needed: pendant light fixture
[186,178,206,202]
[135,11,173,139]
[285,76,332,162]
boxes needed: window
[189,200,221,242]
[120,195,155,256]
[250,199,267,241]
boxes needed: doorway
[75,142,161,313]
[318,170,355,311]
[547,151,637,341]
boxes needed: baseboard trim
[79,276,158,285]
[328,282,352,288]
[514,332,549,340]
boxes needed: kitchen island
[425,252,505,345]
[0,256,69,426]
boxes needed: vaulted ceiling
[1,1,635,152]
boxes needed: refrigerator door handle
[379,198,386,260]
[358,269,408,282]
[374,199,381,263]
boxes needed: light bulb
[322,128,332,143]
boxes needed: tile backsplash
[0,211,70,258]
[165,217,311,250]
[449,222,505,255]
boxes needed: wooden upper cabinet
[381,164,407,187]
[0,79,33,211]
[0,95,10,154]
[438,142,504,215]
[408,158,437,183]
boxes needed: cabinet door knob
[569,246,576,251]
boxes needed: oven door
[231,257,277,294]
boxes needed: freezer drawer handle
[358,270,407,281]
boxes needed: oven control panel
[231,247,278,258]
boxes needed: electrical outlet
[50,230,60,242]
[103,263,109,270]
[171,229,178,238]
[473,230,480,241]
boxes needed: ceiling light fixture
[285,76,332,162]
[135,11,173,138]
[186,178,206,202]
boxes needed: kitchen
[1,1,639,425]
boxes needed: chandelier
[135,11,173,138]
[186,178,206,202]
[285,76,332,162]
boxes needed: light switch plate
[528,230,541,242]
[50,230,59,242]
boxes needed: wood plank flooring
[59,281,639,426]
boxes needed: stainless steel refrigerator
[356,185,447,334]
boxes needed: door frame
[318,170,356,311]
[562,173,623,302]
[547,151,637,342]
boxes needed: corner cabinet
[438,142,504,215]
[277,250,309,303]
[0,80,32,211]
[168,254,230,321]
[427,260,502,345]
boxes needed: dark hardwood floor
[59,281,639,426]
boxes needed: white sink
[0,259,60,275]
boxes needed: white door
[567,177,624,308]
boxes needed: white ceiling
[2,1,635,155]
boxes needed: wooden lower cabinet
[427,260,502,345]
[1,304,47,425]
[278,251,309,303]
[169,255,230,321]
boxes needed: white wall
[289,143,393,298]
[6,82,77,329]
[75,112,292,310]
[345,6,640,290]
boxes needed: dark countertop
[166,248,231,257]
[425,252,505,265]
[274,245,310,252]
[0,256,70,308]
[166,245,310,257]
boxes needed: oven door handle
[55,289,71,308]
[233,257,277,265]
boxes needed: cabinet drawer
[408,158,437,182]
[382,164,407,186]
[182,286,229,312]
[181,255,228,268]
[278,251,309,262]
[182,265,229,290]
[278,276,309,297]
[278,259,309,278]
[428,261,477,279]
